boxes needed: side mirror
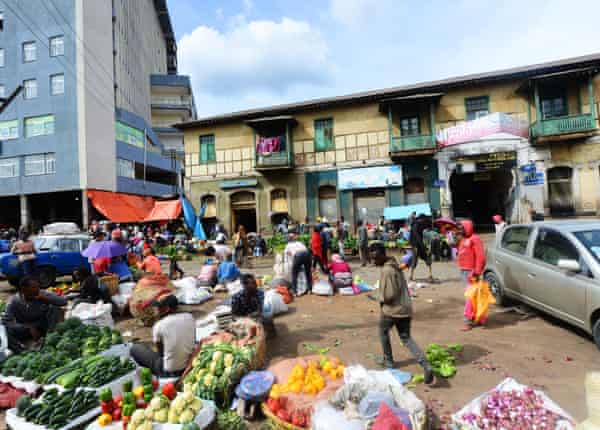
[557,259,581,273]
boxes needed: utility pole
[0,85,23,115]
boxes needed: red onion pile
[461,387,569,429]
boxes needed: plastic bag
[312,402,364,430]
[313,280,333,296]
[372,403,410,430]
[176,286,213,305]
[235,371,274,401]
[263,290,288,318]
[464,280,496,323]
[69,302,114,327]
[358,392,396,419]
[227,279,243,296]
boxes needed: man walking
[372,243,433,383]
[284,234,312,295]
[336,218,348,256]
[409,214,434,282]
[357,220,369,266]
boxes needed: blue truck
[0,234,91,288]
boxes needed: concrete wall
[0,0,80,196]
[113,0,168,124]
[78,0,116,191]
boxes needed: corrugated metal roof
[175,53,600,129]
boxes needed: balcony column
[253,129,257,169]
[387,105,393,150]
[286,122,291,165]
[429,102,436,147]
[588,73,596,120]
[534,81,541,122]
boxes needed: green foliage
[425,343,458,378]
[266,233,287,253]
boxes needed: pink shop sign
[436,112,529,148]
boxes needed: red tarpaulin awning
[87,190,180,223]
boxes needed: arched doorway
[450,168,513,227]
[270,189,289,225]
[548,166,574,216]
[318,185,337,222]
[230,191,257,233]
[201,195,218,238]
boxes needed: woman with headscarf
[233,225,247,267]
[492,214,506,244]
[11,230,36,276]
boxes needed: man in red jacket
[457,219,486,330]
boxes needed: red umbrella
[434,217,457,227]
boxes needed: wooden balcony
[390,135,436,155]
[530,113,596,140]
[255,150,293,169]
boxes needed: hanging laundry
[257,135,286,154]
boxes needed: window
[115,121,144,148]
[25,115,55,137]
[117,158,134,178]
[201,195,217,218]
[0,119,18,140]
[574,230,600,264]
[541,89,568,119]
[23,79,37,99]
[23,41,36,62]
[318,185,338,221]
[49,36,64,57]
[533,229,579,267]
[0,157,19,178]
[271,189,288,213]
[501,226,531,255]
[0,48,4,67]
[405,177,426,204]
[400,116,420,136]
[50,74,64,95]
[25,153,55,176]
[314,118,334,151]
[199,134,215,163]
[0,84,4,98]
[465,96,489,121]
[58,239,79,252]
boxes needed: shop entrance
[230,191,257,234]
[548,166,574,216]
[318,185,338,222]
[354,189,386,225]
[450,168,513,228]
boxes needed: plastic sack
[69,302,114,327]
[275,286,293,304]
[263,290,288,318]
[235,371,274,401]
[43,222,80,235]
[372,403,410,430]
[296,271,308,296]
[313,280,333,296]
[227,279,243,296]
[312,402,364,430]
[176,286,213,305]
[358,391,396,419]
[464,280,496,324]
[339,287,355,295]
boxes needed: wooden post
[388,105,393,151]
[429,102,436,147]
[534,81,541,121]
[286,122,291,166]
[589,73,596,120]
[253,129,257,168]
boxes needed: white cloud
[330,0,394,27]
[178,17,333,105]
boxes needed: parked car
[485,220,600,349]
[0,233,91,288]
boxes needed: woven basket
[100,274,119,296]
[261,402,309,430]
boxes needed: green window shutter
[199,134,215,163]
[315,118,333,151]
[208,142,216,161]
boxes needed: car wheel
[593,318,600,351]
[37,267,56,289]
[484,271,506,306]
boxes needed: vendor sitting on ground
[137,248,162,275]
[231,273,264,320]
[217,251,241,285]
[198,247,219,288]
[130,295,195,377]
[213,237,231,262]
[328,253,353,290]
[72,267,112,307]
[2,276,67,352]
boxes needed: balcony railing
[390,134,436,153]
[530,113,596,138]
[255,151,292,168]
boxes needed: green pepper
[139,367,152,385]
[143,391,153,403]
[143,383,154,396]
[122,391,135,406]
[99,388,113,403]
[122,379,133,393]
[122,403,135,417]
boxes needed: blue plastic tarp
[384,203,431,220]
[180,196,197,231]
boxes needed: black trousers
[130,343,182,377]
[291,251,312,294]
[311,253,328,273]
[169,259,184,279]
[379,316,429,371]
[5,305,61,353]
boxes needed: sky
[168,0,600,118]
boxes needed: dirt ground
[1,237,596,428]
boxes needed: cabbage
[168,409,179,424]
[131,409,146,425]
[179,408,195,424]
[190,398,203,413]
[154,408,169,423]
[182,391,194,404]
[149,397,163,411]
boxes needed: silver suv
[485,220,600,349]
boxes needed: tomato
[276,409,290,423]
[112,408,122,421]
[162,382,177,400]
[267,397,280,414]
[113,395,123,408]
[291,409,308,428]
[152,379,159,391]
[100,401,114,414]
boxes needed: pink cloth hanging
[257,136,281,154]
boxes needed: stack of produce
[274,356,345,396]
[15,388,98,429]
[183,342,255,408]
[132,367,159,406]
[216,410,246,430]
[42,319,123,357]
[47,282,80,296]
[0,382,27,409]
[1,351,71,383]
[165,390,204,425]
[42,355,136,389]
[425,343,461,378]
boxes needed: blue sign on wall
[338,165,403,190]
[523,172,544,186]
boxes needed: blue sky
[169,0,600,117]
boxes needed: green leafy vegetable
[426,343,458,378]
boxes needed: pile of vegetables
[425,343,462,378]
[265,396,309,428]
[1,350,71,382]
[217,410,246,430]
[42,318,123,357]
[273,357,344,397]
[298,234,311,249]
[183,342,255,408]
[44,355,135,388]
[343,235,358,252]
[165,390,204,425]
[16,388,98,429]
[461,386,570,429]
[267,233,288,253]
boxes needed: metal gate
[548,166,574,216]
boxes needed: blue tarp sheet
[180,196,207,241]
[384,203,431,220]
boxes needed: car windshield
[33,237,57,251]
[574,230,600,263]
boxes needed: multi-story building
[0,0,194,230]
[178,53,600,234]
